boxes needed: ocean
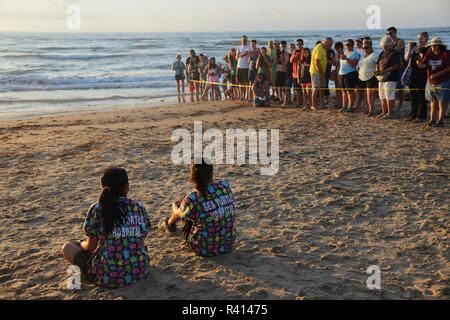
[1,27,449,120]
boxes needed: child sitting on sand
[61,167,151,288]
[252,73,270,107]
[158,159,237,257]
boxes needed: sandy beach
[0,99,448,300]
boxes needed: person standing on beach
[186,50,200,102]
[158,159,237,257]
[386,27,406,111]
[291,39,304,108]
[357,39,379,116]
[333,42,345,109]
[416,37,450,127]
[310,38,333,110]
[275,41,289,104]
[338,39,360,113]
[61,167,151,288]
[299,47,312,107]
[228,48,239,100]
[248,40,259,102]
[172,54,185,96]
[282,43,295,106]
[236,35,252,101]
[404,32,429,123]
[375,36,401,119]
[256,47,271,82]
[324,44,336,107]
[269,40,279,100]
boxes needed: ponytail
[99,167,128,235]
[190,159,213,197]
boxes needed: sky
[0,0,449,32]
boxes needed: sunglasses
[386,32,394,35]
[345,44,352,46]
[363,47,370,49]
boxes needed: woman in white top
[201,57,221,101]
[357,39,379,116]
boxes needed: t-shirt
[249,48,259,70]
[83,197,151,288]
[237,45,251,69]
[291,51,301,79]
[358,51,379,81]
[339,50,360,75]
[422,50,450,84]
[257,55,270,77]
[230,61,238,76]
[186,56,200,75]
[173,61,185,76]
[181,181,236,257]
[376,49,401,82]
[269,49,276,74]
[310,43,327,75]
[253,81,270,97]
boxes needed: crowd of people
[173,27,449,128]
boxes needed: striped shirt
[358,51,380,81]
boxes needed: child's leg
[176,80,180,94]
[182,79,185,93]
[61,241,83,265]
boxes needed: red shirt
[422,50,450,84]
[291,51,302,79]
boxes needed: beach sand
[0,99,448,300]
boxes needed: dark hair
[387,26,397,33]
[296,39,304,45]
[335,42,344,50]
[315,40,321,46]
[364,36,371,40]
[190,159,213,197]
[99,167,129,235]
[280,40,287,46]
[346,39,354,46]
[419,32,429,40]
[251,40,257,44]
[300,48,311,63]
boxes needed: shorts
[284,76,293,89]
[341,71,359,90]
[358,76,378,89]
[312,73,326,89]
[190,72,200,81]
[209,77,219,84]
[188,82,195,92]
[248,69,258,83]
[293,78,302,90]
[379,81,397,101]
[237,68,249,84]
[425,78,450,103]
[175,74,185,81]
[253,96,269,106]
[275,71,286,88]
[271,70,277,87]
[73,247,96,283]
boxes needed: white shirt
[237,45,251,69]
